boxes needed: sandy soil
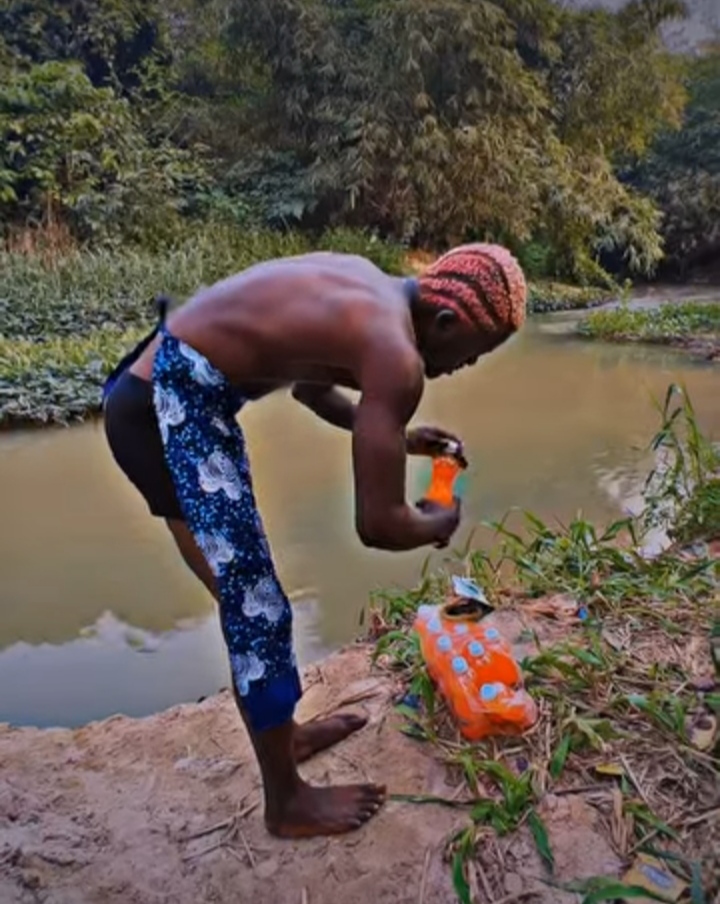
[0,639,625,904]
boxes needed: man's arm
[291,383,356,431]
[351,342,460,552]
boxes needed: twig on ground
[418,847,431,904]
[238,830,256,868]
[474,858,495,900]
[680,805,720,829]
[468,861,482,902]
[181,841,224,862]
[620,754,651,807]
[178,816,234,844]
[237,799,260,820]
[308,686,386,722]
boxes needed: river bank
[1,578,717,904]
[1,645,473,904]
[0,233,609,428]
[1,385,718,901]
[4,230,719,431]
[578,300,720,363]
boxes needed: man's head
[412,243,527,379]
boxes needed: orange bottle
[413,602,538,741]
[424,456,462,508]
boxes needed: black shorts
[103,368,184,520]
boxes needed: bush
[624,45,720,274]
[527,282,612,314]
[0,59,212,245]
[579,302,720,342]
[0,227,399,426]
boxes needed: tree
[625,42,720,274]
[0,56,210,243]
[0,0,167,92]
[221,0,688,280]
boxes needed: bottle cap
[428,617,442,633]
[452,656,469,675]
[480,683,502,702]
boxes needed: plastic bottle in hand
[422,440,466,509]
[424,456,462,508]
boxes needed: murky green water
[1,314,719,727]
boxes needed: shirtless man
[102,243,527,839]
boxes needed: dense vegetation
[1,0,718,426]
[625,44,720,276]
[0,0,716,284]
[0,227,608,427]
[580,300,720,357]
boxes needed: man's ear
[435,308,457,332]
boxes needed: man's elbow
[356,514,404,551]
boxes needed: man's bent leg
[153,334,385,836]
[164,517,385,838]
[166,517,368,762]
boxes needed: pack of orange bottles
[413,597,538,741]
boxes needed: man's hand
[406,425,466,463]
[415,497,462,548]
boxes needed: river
[1,313,719,727]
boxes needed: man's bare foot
[293,713,367,763]
[266,780,386,838]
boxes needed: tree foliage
[217,0,687,280]
[0,0,707,282]
[625,42,720,274]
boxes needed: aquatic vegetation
[579,301,720,345]
[370,386,719,902]
[528,281,612,314]
[0,227,609,427]
[0,227,404,426]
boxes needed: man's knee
[165,518,219,598]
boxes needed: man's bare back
[131,252,416,392]
[103,244,527,838]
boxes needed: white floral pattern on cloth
[197,450,244,500]
[230,651,266,695]
[242,576,286,624]
[253,511,272,558]
[195,531,235,575]
[153,385,186,444]
[149,328,301,731]
[211,416,232,437]
[179,342,225,387]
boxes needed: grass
[528,281,612,314]
[579,301,720,348]
[369,385,719,903]
[0,226,405,426]
[0,227,610,427]
[643,385,720,546]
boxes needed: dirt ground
[0,640,626,904]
